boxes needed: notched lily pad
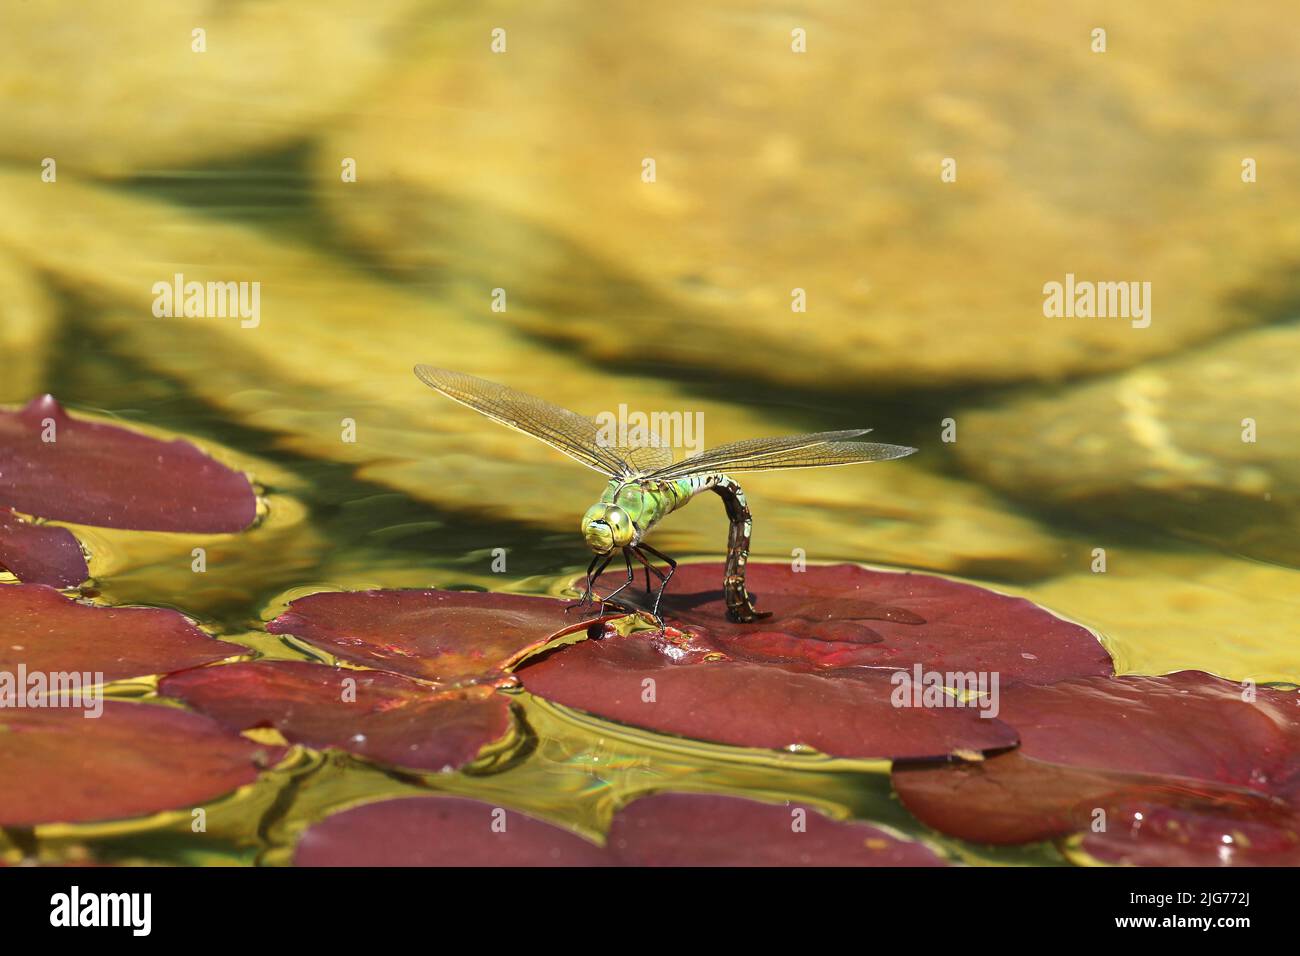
[607,792,947,866]
[517,622,1017,761]
[161,661,513,774]
[293,796,607,867]
[596,563,1113,683]
[893,672,1300,863]
[266,588,576,685]
[0,583,243,682]
[516,562,1117,760]
[0,701,284,826]
[0,395,256,534]
[0,509,87,587]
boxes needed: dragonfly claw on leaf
[564,547,657,623]
[561,593,599,617]
[563,553,608,620]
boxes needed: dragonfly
[414,366,917,626]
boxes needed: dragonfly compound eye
[581,503,617,553]
[582,520,613,554]
[603,507,635,546]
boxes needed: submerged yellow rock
[0,0,425,176]
[0,251,55,404]
[955,322,1300,567]
[1005,545,1300,686]
[316,0,1300,389]
[0,170,1060,579]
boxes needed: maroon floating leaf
[266,588,579,685]
[161,661,512,773]
[517,560,1118,759]
[893,750,1289,845]
[0,583,243,682]
[293,791,948,867]
[0,701,284,826]
[607,792,947,866]
[1081,803,1300,867]
[594,562,1112,683]
[516,624,1017,760]
[293,796,607,866]
[0,509,87,587]
[0,395,256,532]
[893,672,1300,862]
[991,672,1300,789]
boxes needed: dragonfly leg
[630,545,666,598]
[580,553,601,603]
[565,554,604,616]
[601,548,638,608]
[637,542,677,631]
[579,552,615,619]
[641,552,654,594]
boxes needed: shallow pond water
[1,1,1298,867]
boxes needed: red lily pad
[518,561,1118,760]
[892,750,1290,846]
[593,562,1113,683]
[266,588,576,685]
[292,791,948,867]
[990,672,1300,787]
[607,792,947,866]
[0,395,256,533]
[516,623,1017,760]
[0,509,87,587]
[1080,803,1300,867]
[0,583,243,683]
[893,672,1300,862]
[161,661,512,773]
[293,796,608,866]
[0,701,284,826]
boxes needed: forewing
[646,430,874,480]
[700,441,918,474]
[414,365,629,477]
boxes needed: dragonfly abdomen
[665,473,763,621]
[662,472,732,521]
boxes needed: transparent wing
[616,438,674,474]
[414,365,630,477]
[698,441,918,474]
[645,430,886,480]
[597,410,674,473]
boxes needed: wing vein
[646,430,885,480]
[415,365,630,477]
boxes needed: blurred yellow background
[1,0,1297,689]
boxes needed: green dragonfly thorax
[580,477,696,554]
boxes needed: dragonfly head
[581,503,634,554]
